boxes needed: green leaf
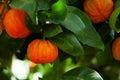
[49,30,84,56]
[42,59,64,80]
[61,57,81,72]
[0,31,25,56]
[32,63,52,75]
[44,24,63,38]
[109,7,120,33]
[96,42,114,66]
[11,0,37,23]
[82,45,99,64]
[61,67,103,80]
[42,57,80,80]
[50,0,68,23]
[61,6,104,50]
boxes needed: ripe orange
[3,9,31,38]
[27,39,58,64]
[84,0,113,23]
[112,37,120,61]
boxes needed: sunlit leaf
[50,0,67,23]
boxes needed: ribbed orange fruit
[112,37,120,61]
[84,0,113,23]
[27,39,58,64]
[3,9,31,38]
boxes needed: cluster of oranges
[0,2,58,64]
[1,0,120,63]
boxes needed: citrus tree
[0,0,120,80]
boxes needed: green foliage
[109,0,120,33]
[0,31,25,60]
[44,24,63,38]
[62,6,104,50]
[50,30,84,56]
[50,0,67,23]
[1,0,120,80]
[109,7,120,33]
[62,67,103,80]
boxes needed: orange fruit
[84,0,113,23]
[112,37,120,61]
[3,9,31,38]
[27,39,58,64]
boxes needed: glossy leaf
[44,24,63,38]
[11,0,37,23]
[49,30,84,56]
[61,6,104,50]
[61,67,103,80]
